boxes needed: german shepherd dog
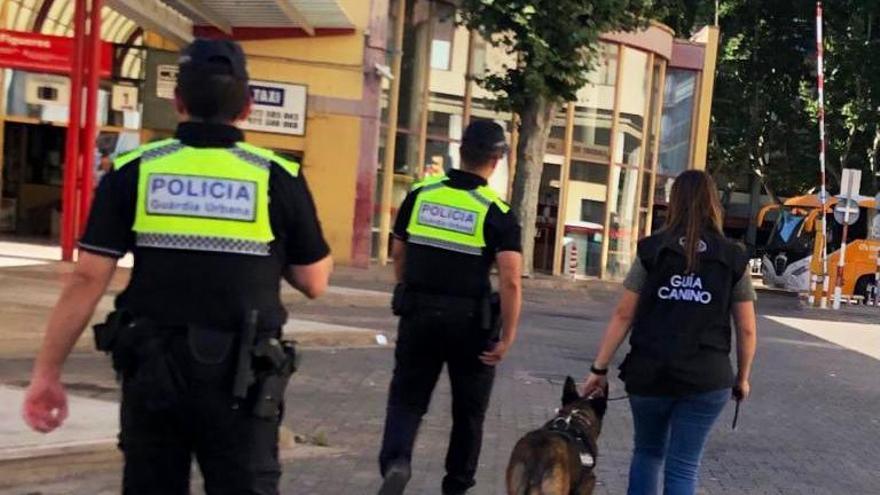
[506,376,608,495]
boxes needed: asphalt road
[2,289,879,494]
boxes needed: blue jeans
[627,389,729,495]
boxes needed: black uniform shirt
[79,122,330,329]
[393,169,521,298]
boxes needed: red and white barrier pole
[816,2,830,308]
[568,242,578,280]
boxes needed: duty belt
[411,292,484,313]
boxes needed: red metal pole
[78,0,103,236]
[61,0,87,261]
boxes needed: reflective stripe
[235,142,300,177]
[136,233,271,256]
[228,147,272,170]
[408,235,483,256]
[141,141,185,162]
[468,189,493,208]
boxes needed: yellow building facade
[1,0,718,278]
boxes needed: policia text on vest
[22,39,332,495]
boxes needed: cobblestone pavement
[2,288,879,494]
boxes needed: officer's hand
[479,340,510,366]
[581,373,607,398]
[733,378,750,402]
[22,374,68,433]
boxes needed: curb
[0,438,117,463]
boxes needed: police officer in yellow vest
[378,121,524,495]
[22,39,332,495]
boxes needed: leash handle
[732,399,741,431]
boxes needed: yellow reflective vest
[114,139,300,256]
[406,175,509,256]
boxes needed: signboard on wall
[111,84,139,112]
[156,65,178,99]
[142,49,180,131]
[143,50,309,135]
[0,29,112,78]
[240,81,307,136]
[25,74,70,106]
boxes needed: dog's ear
[589,384,609,418]
[562,376,581,406]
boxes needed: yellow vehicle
[757,194,880,299]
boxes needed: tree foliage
[458,0,663,274]
[665,0,880,198]
[458,0,659,113]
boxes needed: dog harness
[547,408,598,469]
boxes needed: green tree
[666,0,880,199]
[458,0,662,275]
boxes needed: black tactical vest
[629,232,749,361]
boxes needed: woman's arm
[582,289,639,394]
[732,300,757,400]
[593,290,639,368]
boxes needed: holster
[92,309,133,354]
[391,283,412,316]
[98,313,187,412]
[250,338,299,419]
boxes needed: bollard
[568,242,578,281]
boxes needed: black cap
[178,38,248,81]
[461,120,509,155]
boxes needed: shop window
[570,160,609,185]
[586,43,619,87]
[606,165,641,279]
[580,199,605,224]
[614,48,650,168]
[659,69,697,176]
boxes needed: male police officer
[22,39,332,494]
[378,121,523,495]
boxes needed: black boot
[378,461,411,495]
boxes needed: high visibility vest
[405,176,509,256]
[114,139,300,256]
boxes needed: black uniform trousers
[379,300,496,494]
[119,330,281,495]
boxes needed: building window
[570,161,609,185]
[659,69,697,176]
[430,3,456,70]
[581,199,605,224]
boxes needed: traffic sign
[834,198,860,226]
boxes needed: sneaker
[378,462,411,495]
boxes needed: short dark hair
[459,120,508,169]
[460,145,503,170]
[176,69,249,123]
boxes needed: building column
[351,0,391,267]
[376,0,407,266]
[691,26,720,170]
[552,102,575,276]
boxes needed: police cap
[179,38,249,81]
[461,120,509,155]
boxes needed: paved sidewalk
[0,385,117,462]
